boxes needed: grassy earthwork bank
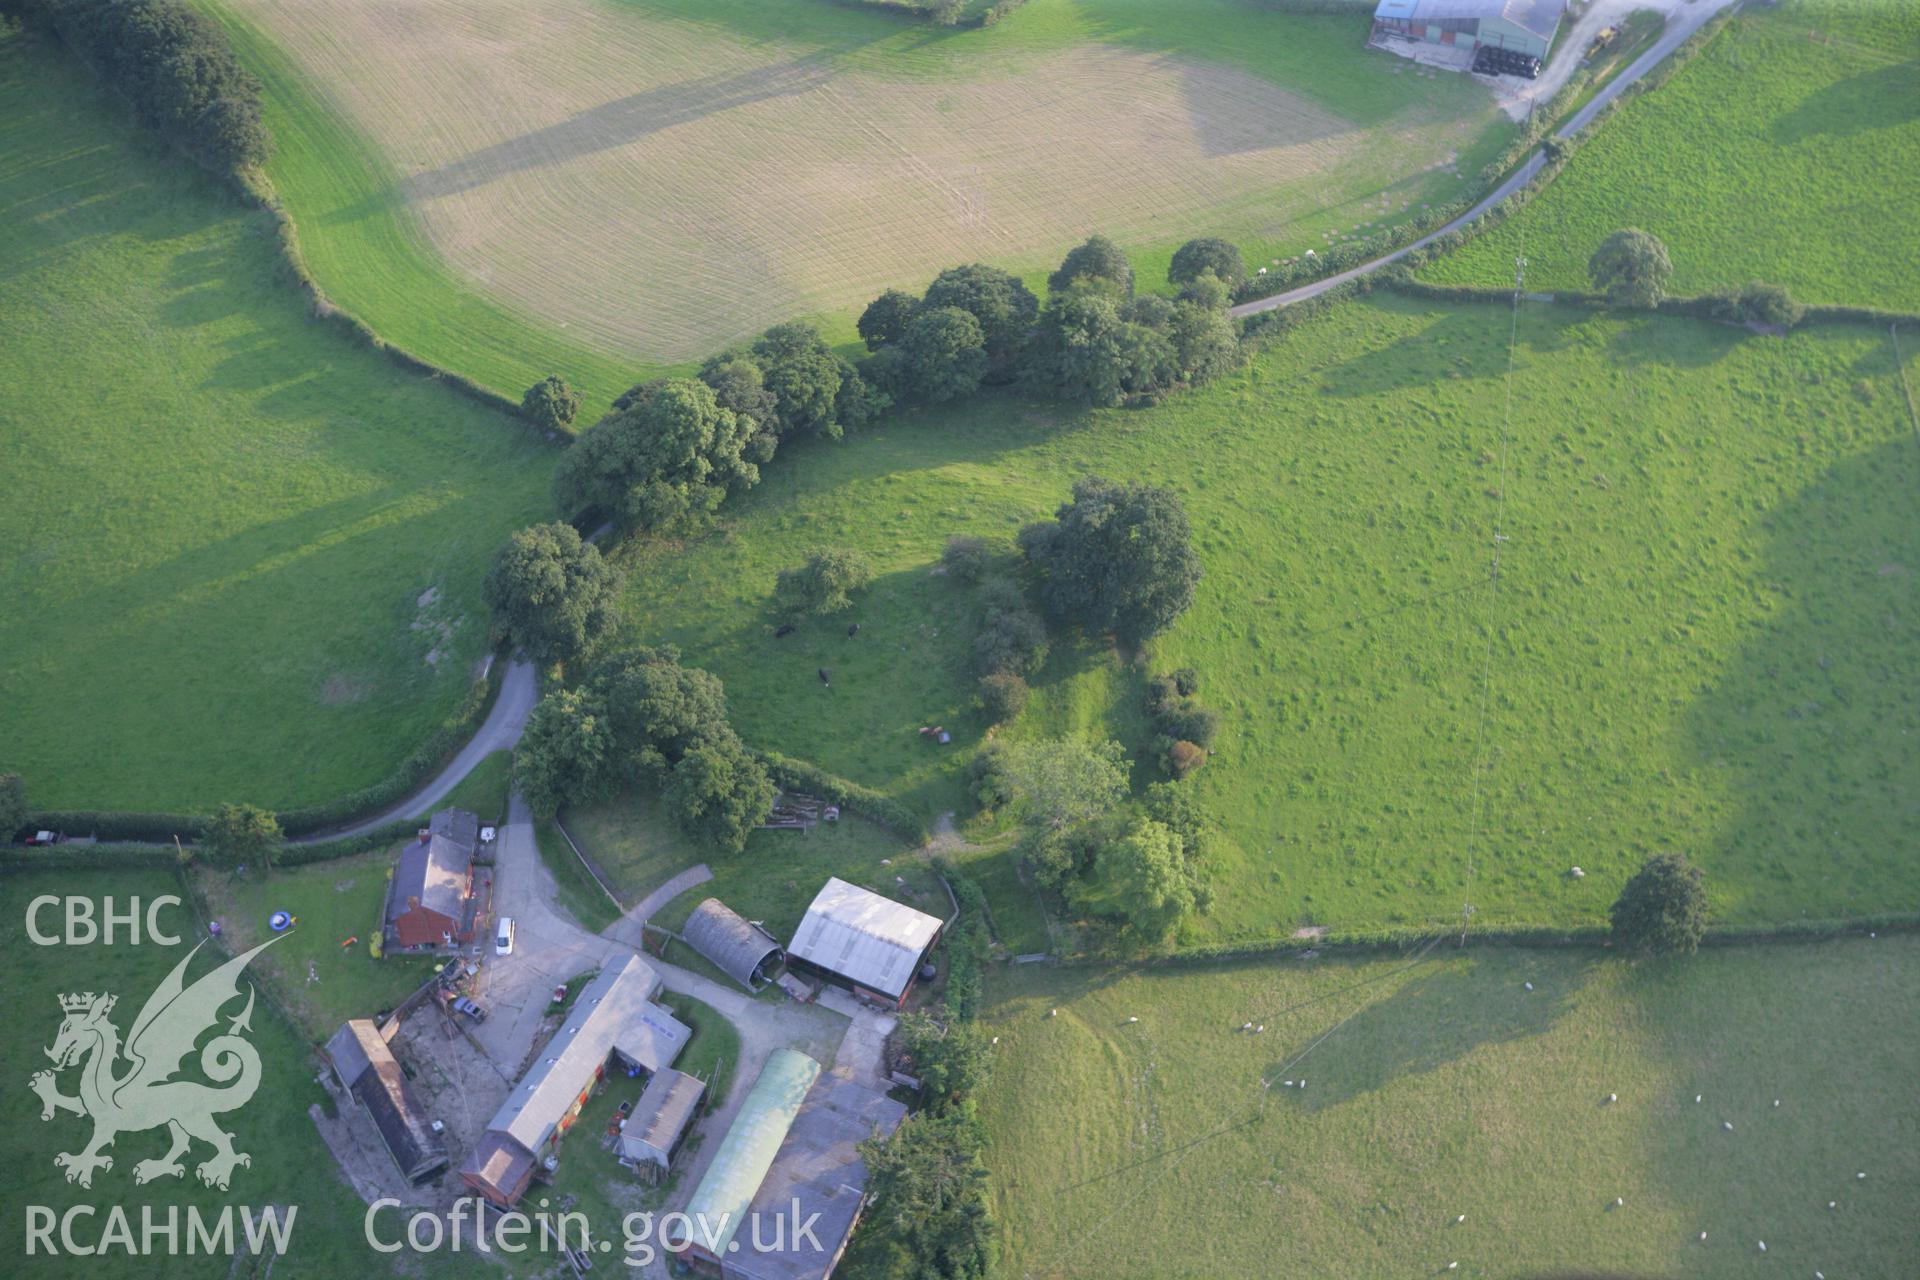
[976,935,1920,1278]
[0,26,556,814]
[1422,0,1920,308]
[0,867,463,1278]
[610,291,1920,944]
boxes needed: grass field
[205,0,1508,403]
[976,936,1920,1278]
[608,294,1920,942]
[0,867,461,1277]
[1421,0,1920,309]
[0,27,556,814]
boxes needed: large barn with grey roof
[786,878,944,1009]
[1372,0,1564,60]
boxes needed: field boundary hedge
[1377,271,1920,331]
[1126,912,1920,969]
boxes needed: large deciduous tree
[1018,476,1201,646]
[1047,233,1134,299]
[513,686,616,817]
[1097,817,1204,941]
[752,322,854,440]
[661,732,775,853]
[1588,228,1673,309]
[1168,237,1245,289]
[921,263,1040,369]
[552,378,758,532]
[775,548,875,616]
[858,288,922,350]
[900,306,989,403]
[1610,852,1708,955]
[521,375,582,432]
[483,522,620,664]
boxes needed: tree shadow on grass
[1770,60,1920,144]
[1264,949,1596,1113]
[1677,432,1920,923]
[1316,300,1592,399]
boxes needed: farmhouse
[617,1066,706,1182]
[324,1019,448,1184]
[386,807,481,951]
[683,897,785,991]
[458,954,690,1207]
[1371,0,1563,60]
[786,877,945,1009]
[671,1049,907,1280]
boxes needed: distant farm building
[618,1067,706,1182]
[683,898,785,991]
[786,878,945,1009]
[1371,0,1563,60]
[325,1019,448,1184]
[458,955,690,1207]
[387,807,482,950]
[671,1049,906,1280]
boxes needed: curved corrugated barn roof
[683,897,784,990]
[673,1049,821,1258]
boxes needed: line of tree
[550,320,882,535]
[513,646,774,852]
[859,235,1244,411]
[10,0,270,175]
[1591,228,1806,329]
[849,866,998,1279]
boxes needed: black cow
[774,623,795,638]
[847,623,860,637]
[818,668,831,687]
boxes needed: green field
[610,294,1920,942]
[202,0,1508,408]
[976,935,1920,1278]
[0,867,460,1277]
[0,28,556,814]
[1422,0,1920,309]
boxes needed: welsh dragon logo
[29,936,283,1190]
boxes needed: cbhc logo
[25,896,184,946]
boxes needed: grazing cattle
[847,622,860,637]
[818,668,831,686]
[774,623,795,638]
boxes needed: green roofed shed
[674,1049,822,1261]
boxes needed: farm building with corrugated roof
[618,1066,706,1181]
[669,1049,906,1280]
[458,954,690,1206]
[683,897,785,990]
[786,877,944,1009]
[1372,0,1563,59]
[325,1019,448,1183]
